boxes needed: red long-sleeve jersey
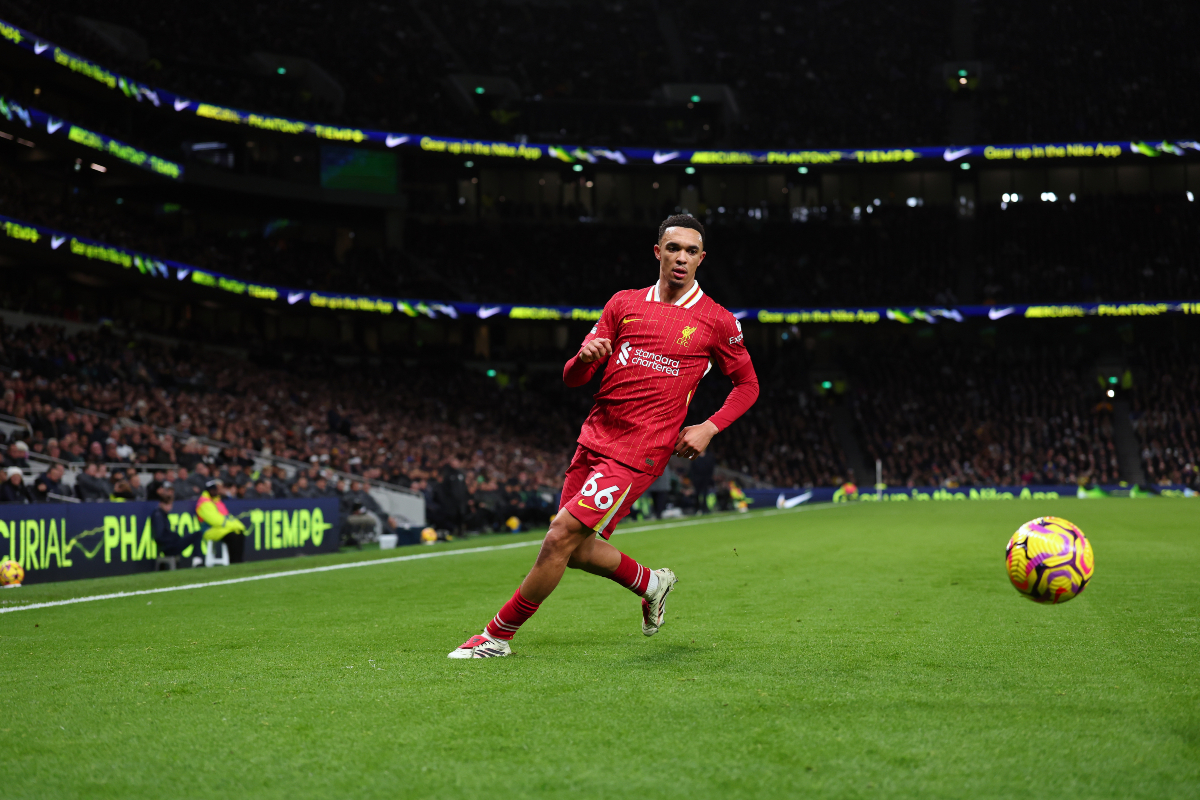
[563,281,759,476]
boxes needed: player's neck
[656,277,696,305]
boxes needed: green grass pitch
[2,500,1197,799]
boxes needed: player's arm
[563,295,619,387]
[673,317,759,459]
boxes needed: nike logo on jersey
[577,500,600,511]
[621,316,642,325]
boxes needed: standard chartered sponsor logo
[630,348,680,376]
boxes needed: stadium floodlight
[685,167,696,174]
[1189,191,1195,202]
[873,198,881,206]
[277,67,286,75]
[1107,389,1115,397]
[1070,193,1077,202]
[1040,192,1058,202]
[798,167,808,174]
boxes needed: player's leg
[516,507,595,603]
[569,474,678,636]
[568,534,655,594]
[449,506,595,658]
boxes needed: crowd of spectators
[2,314,1195,524]
[847,341,1120,488]
[1131,342,1199,489]
[0,320,772,526]
[8,0,1195,150]
[0,322,585,528]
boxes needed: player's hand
[674,421,719,460]
[578,338,613,363]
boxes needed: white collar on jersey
[646,281,704,309]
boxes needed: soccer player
[449,215,759,658]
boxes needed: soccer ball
[1006,516,1093,603]
[0,559,23,587]
[420,527,438,545]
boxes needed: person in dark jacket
[690,451,716,513]
[437,457,469,534]
[75,462,109,502]
[33,464,66,502]
[0,467,33,504]
[149,484,206,567]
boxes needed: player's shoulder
[695,291,738,324]
[604,288,646,308]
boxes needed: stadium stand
[975,2,1199,143]
[1131,341,1200,489]
[0,322,575,499]
[2,159,1197,311]
[847,341,1120,487]
[9,0,1195,149]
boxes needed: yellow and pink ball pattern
[0,559,23,586]
[1006,516,1094,603]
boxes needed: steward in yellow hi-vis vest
[196,478,247,541]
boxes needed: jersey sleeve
[563,292,622,387]
[709,312,751,376]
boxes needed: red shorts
[560,445,657,539]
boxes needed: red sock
[607,552,652,596]
[485,587,541,641]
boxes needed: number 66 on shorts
[561,445,660,539]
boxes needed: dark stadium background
[0,0,1196,538]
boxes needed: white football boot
[641,568,678,636]
[448,634,512,659]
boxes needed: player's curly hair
[657,214,705,245]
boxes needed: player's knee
[540,521,585,565]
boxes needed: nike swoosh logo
[34,42,49,55]
[50,235,66,250]
[943,146,972,161]
[173,98,191,112]
[477,306,503,319]
[287,292,306,305]
[777,491,813,509]
[385,134,409,148]
[176,269,190,280]
[988,306,1016,319]
[652,150,680,164]
[621,317,641,325]
[594,148,627,164]
[577,500,599,511]
[47,119,63,134]
[432,303,458,319]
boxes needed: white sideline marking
[0,504,843,614]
